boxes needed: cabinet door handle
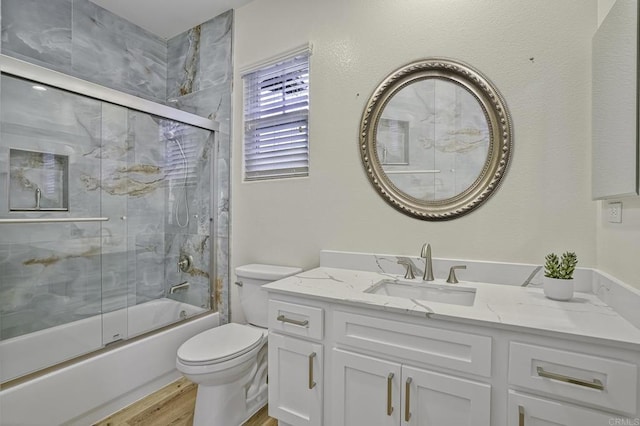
[405,377,412,421]
[308,352,317,389]
[387,373,394,416]
[277,314,309,327]
[536,366,604,390]
[518,405,525,426]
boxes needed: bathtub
[0,298,219,425]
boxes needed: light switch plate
[607,202,622,223]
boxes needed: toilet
[176,264,302,426]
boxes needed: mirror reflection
[377,79,490,201]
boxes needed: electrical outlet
[607,202,622,223]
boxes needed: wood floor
[93,377,277,426]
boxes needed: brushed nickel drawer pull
[308,352,317,389]
[276,314,309,327]
[387,373,394,416]
[518,405,525,426]
[405,377,412,421]
[536,366,604,390]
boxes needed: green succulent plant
[544,251,578,280]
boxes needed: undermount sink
[365,279,476,306]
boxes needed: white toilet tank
[236,264,302,327]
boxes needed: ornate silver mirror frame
[360,58,513,220]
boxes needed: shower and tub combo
[0,55,221,424]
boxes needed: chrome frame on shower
[0,54,221,312]
[0,55,218,132]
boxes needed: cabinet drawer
[508,390,620,426]
[269,300,324,340]
[509,342,637,414]
[333,311,492,377]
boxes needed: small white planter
[543,276,574,301]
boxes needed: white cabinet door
[333,349,491,426]
[508,391,620,426]
[268,333,323,426]
[333,349,402,426]
[402,365,491,426]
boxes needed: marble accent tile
[166,26,201,99]
[216,236,229,321]
[170,84,231,132]
[1,0,72,69]
[71,0,166,103]
[167,11,231,101]
[199,11,233,89]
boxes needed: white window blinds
[243,51,310,180]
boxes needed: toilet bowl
[176,264,302,426]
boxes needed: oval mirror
[360,58,513,220]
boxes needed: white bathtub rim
[0,311,219,426]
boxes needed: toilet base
[190,344,268,426]
[192,377,268,426]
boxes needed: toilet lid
[177,323,265,365]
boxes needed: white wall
[231,0,600,320]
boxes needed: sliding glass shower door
[0,70,216,382]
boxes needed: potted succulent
[543,251,578,301]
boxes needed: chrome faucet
[177,254,192,273]
[169,281,190,294]
[420,243,435,281]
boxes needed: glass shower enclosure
[0,56,218,382]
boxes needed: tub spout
[169,281,189,294]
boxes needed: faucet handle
[447,265,467,284]
[397,259,416,280]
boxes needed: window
[243,50,310,180]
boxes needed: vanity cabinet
[333,349,491,426]
[266,293,640,426]
[268,300,324,426]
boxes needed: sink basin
[365,279,476,306]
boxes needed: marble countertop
[263,267,640,348]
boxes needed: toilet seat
[177,323,266,366]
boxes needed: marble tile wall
[167,10,233,322]
[0,74,215,340]
[0,1,233,334]
[1,0,167,103]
